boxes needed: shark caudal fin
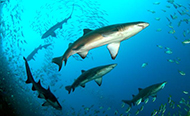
[65,86,72,94]
[122,100,132,107]
[52,56,66,71]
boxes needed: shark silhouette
[41,4,74,39]
[26,43,51,61]
[23,57,62,110]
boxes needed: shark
[52,21,149,71]
[41,5,74,39]
[65,63,117,94]
[26,43,51,61]
[23,57,62,110]
[122,81,167,107]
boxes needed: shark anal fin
[51,32,56,37]
[83,29,93,35]
[94,77,102,86]
[78,51,88,59]
[42,101,50,106]
[107,42,120,60]
[80,84,85,88]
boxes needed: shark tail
[122,100,132,107]
[52,56,66,71]
[65,86,72,94]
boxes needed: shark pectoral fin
[107,42,120,60]
[42,101,50,106]
[51,32,56,37]
[38,93,45,98]
[94,77,102,86]
[80,84,85,88]
[32,85,37,91]
[83,29,93,35]
[78,51,88,59]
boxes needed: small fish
[121,103,125,108]
[183,31,186,37]
[140,105,144,111]
[155,17,161,21]
[156,45,163,49]
[183,91,188,94]
[182,39,190,45]
[167,59,174,63]
[156,28,162,32]
[136,98,142,105]
[151,110,157,116]
[152,97,156,102]
[147,10,156,13]
[135,109,140,115]
[165,50,172,54]
[168,30,175,34]
[142,63,148,68]
[125,106,131,113]
[114,110,118,115]
[178,70,185,76]
[177,104,181,108]
[162,9,166,12]
[168,95,172,103]
[107,107,111,110]
[153,2,160,5]
[144,98,149,104]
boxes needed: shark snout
[137,22,149,29]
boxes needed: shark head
[48,99,62,110]
[97,64,117,76]
[118,21,149,39]
[160,81,167,89]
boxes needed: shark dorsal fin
[69,43,73,47]
[94,77,102,86]
[48,86,51,91]
[81,70,86,73]
[37,80,43,88]
[83,29,93,35]
[132,95,135,98]
[138,88,143,91]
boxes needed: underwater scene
[0,0,190,116]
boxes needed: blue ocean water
[0,0,190,116]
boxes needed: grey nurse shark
[23,57,62,110]
[65,63,117,94]
[52,21,149,71]
[122,81,167,107]
[41,4,74,39]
